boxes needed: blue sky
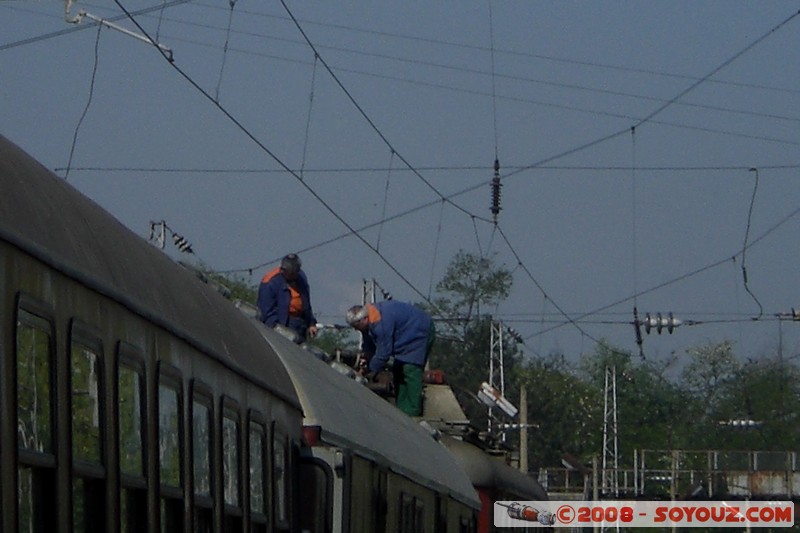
[3,1,799,370]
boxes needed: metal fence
[539,450,799,499]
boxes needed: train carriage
[0,135,304,532]
[441,436,548,533]
[256,329,481,533]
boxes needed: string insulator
[490,158,502,223]
[172,233,194,254]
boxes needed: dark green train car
[0,135,303,533]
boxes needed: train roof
[442,435,548,501]
[0,135,300,409]
[258,327,482,509]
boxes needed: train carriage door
[69,324,106,533]
[157,365,184,532]
[435,494,447,533]
[297,454,332,533]
[15,306,57,532]
[117,348,147,533]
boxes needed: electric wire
[128,32,800,147]
[129,11,800,125]
[741,168,764,319]
[111,0,447,313]
[376,149,394,252]
[214,0,237,102]
[299,54,318,180]
[525,204,800,340]
[0,0,195,51]
[630,126,641,356]
[183,1,800,96]
[155,0,167,41]
[46,2,800,353]
[64,24,102,181]
[57,163,800,174]
[488,0,499,159]
[427,198,446,300]
[277,0,486,224]
[632,9,800,129]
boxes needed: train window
[272,428,290,531]
[16,308,57,532]
[117,351,146,533]
[191,387,213,533]
[158,371,183,532]
[71,338,103,462]
[222,406,240,506]
[16,311,54,453]
[70,331,106,533]
[222,402,242,531]
[249,418,268,532]
[118,360,144,476]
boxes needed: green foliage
[308,328,361,354]
[204,270,259,302]
[424,251,521,423]
[520,354,602,466]
[432,249,513,324]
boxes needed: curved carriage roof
[442,436,548,501]
[0,135,299,408]
[258,327,481,509]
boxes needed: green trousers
[393,323,436,416]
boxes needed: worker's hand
[307,325,318,338]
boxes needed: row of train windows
[15,307,290,532]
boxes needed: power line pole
[602,366,619,497]
[488,320,506,437]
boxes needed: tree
[678,341,741,448]
[578,341,694,459]
[711,355,800,450]
[431,249,513,326]
[308,327,361,355]
[424,250,519,423]
[519,354,601,466]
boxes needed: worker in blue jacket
[258,254,317,343]
[346,300,435,416]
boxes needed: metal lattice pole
[602,366,619,496]
[488,320,505,434]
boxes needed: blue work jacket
[363,300,432,372]
[257,268,316,330]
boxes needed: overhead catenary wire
[121,9,800,128]
[525,204,800,341]
[128,31,800,147]
[214,0,237,102]
[299,53,318,180]
[197,4,800,353]
[57,162,800,174]
[75,2,800,356]
[109,0,464,320]
[0,0,194,52]
[162,1,800,97]
[375,149,394,253]
[741,167,764,320]
[276,0,487,224]
[64,23,102,181]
